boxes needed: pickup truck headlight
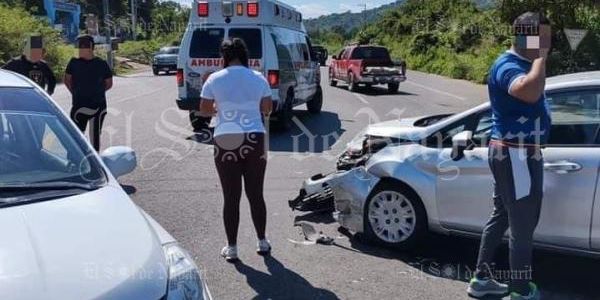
[164,243,211,300]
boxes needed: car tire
[363,181,427,250]
[273,91,294,131]
[189,111,211,132]
[388,83,399,94]
[329,70,338,87]
[307,86,323,114]
[153,69,159,76]
[348,73,359,92]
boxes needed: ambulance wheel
[348,73,359,92]
[388,83,399,94]
[189,111,210,132]
[329,70,337,87]
[153,69,159,76]
[274,92,294,131]
[307,86,323,114]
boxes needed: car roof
[546,71,600,91]
[0,70,35,88]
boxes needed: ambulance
[176,0,323,131]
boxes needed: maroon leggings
[214,133,267,246]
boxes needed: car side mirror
[451,130,473,161]
[100,146,137,179]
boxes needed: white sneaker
[220,245,238,262]
[257,239,272,256]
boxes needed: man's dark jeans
[475,142,543,295]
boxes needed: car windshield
[158,47,179,55]
[351,47,391,60]
[0,88,106,195]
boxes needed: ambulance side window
[190,28,224,58]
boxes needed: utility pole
[103,0,114,70]
[131,0,137,40]
[358,3,367,26]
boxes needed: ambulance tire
[189,111,210,132]
[307,86,323,114]
[273,92,294,131]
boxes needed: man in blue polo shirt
[467,12,552,300]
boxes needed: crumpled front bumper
[295,168,380,233]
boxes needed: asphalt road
[52,68,600,300]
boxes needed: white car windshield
[0,88,106,192]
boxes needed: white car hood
[0,186,167,300]
[364,117,430,141]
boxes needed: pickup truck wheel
[153,68,159,76]
[307,86,323,114]
[363,181,427,250]
[388,83,400,94]
[189,111,211,132]
[329,71,337,87]
[348,73,359,92]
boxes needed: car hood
[0,186,168,300]
[364,116,431,141]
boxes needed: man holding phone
[3,34,56,95]
[467,12,552,300]
[64,35,113,152]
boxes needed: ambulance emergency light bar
[197,1,259,18]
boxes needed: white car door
[535,89,600,249]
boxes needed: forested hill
[305,0,495,34]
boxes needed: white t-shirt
[200,66,272,137]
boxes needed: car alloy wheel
[367,190,416,243]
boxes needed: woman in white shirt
[200,38,273,262]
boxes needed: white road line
[352,92,370,104]
[405,80,467,101]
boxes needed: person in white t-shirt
[200,38,273,262]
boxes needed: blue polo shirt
[488,51,551,145]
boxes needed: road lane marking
[405,80,467,101]
[115,87,165,103]
[352,92,370,104]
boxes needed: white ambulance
[176,0,323,131]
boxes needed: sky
[174,0,398,19]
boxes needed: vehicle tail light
[247,2,259,17]
[198,1,209,17]
[177,69,184,87]
[267,70,279,88]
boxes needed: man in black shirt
[2,35,56,95]
[64,35,113,152]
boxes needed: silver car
[301,71,600,255]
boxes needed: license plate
[362,77,374,83]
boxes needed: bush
[117,33,183,65]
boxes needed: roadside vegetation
[311,0,600,83]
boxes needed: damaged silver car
[294,71,600,256]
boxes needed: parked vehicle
[329,44,406,94]
[0,70,212,300]
[295,71,600,257]
[176,0,322,131]
[312,45,328,66]
[153,46,180,75]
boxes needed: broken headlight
[337,135,409,170]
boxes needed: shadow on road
[234,256,340,300]
[333,85,418,97]
[269,110,345,153]
[335,229,600,300]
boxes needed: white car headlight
[163,243,212,300]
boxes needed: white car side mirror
[451,130,473,161]
[100,146,137,179]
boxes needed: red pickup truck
[329,45,407,94]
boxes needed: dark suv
[152,47,179,75]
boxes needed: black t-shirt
[65,57,112,107]
[2,56,57,95]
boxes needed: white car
[0,70,211,300]
[300,71,600,256]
